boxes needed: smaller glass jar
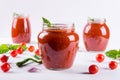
[83,18,110,51]
[38,23,79,70]
[11,14,31,43]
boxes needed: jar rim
[87,18,106,24]
[43,23,75,30]
[13,13,29,18]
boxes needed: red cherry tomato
[20,42,26,46]
[0,55,9,63]
[17,47,23,54]
[10,50,18,57]
[109,61,118,70]
[1,63,10,72]
[34,49,40,55]
[96,54,105,63]
[89,64,99,74]
[28,45,35,52]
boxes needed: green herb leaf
[9,44,27,51]
[9,44,20,50]
[42,17,51,27]
[0,44,28,54]
[13,12,20,17]
[0,44,9,54]
[105,49,120,59]
[88,17,94,22]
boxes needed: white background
[0,0,120,80]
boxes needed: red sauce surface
[83,22,110,51]
[38,28,79,69]
[11,17,31,43]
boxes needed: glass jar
[11,14,31,43]
[83,18,110,51]
[38,23,79,70]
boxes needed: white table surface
[0,38,120,80]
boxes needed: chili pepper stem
[16,58,42,67]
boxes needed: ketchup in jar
[38,23,79,69]
[83,18,110,51]
[11,13,31,43]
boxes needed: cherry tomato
[34,49,40,55]
[0,55,9,63]
[28,45,35,52]
[10,50,18,57]
[17,47,23,54]
[1,63,10,72]
[96,54,105,63]
[20,42,26,46]
[109,61,118,70]
[89,64,99,74]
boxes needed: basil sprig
[0,44,27,54]
[88,17,94,22]
[105,49,120,59]
[42,17,51,27]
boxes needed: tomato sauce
[38,24,79,69]
[83,18,110,51]
[11,15,31,43]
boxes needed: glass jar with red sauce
[11,14,31,43]
[38,23,79,70]
[83,18,110,51]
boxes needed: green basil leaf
[42,17,51,27]
[88,17,94,22]
[105,49,119,59]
